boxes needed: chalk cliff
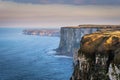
[56,25,120,56]
[71,30,120,80]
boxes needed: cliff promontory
[56,25,120,56]
[71,30,120,80]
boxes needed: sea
[0,28,73,80]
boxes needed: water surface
[0,28,72,80]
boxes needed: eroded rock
[71,30,120,80]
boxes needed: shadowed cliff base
[71,30,120,80]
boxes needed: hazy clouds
[2,0,120,5]
[0,1,120,28]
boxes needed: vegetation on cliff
[71,30,120,80]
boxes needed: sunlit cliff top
[79,30,120,64]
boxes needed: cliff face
[56,25,120,56]
[56,27,100,56]
[71,30,120,80]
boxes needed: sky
[0,0,120,28]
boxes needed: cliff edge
[56,25,120,56]
[71,30,120,80]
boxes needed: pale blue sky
[0,0,120,28]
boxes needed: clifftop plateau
[65,24,120,28]
[71,30,120,80]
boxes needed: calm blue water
[0,28,73,80]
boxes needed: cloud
[2,0,120,5]
[0,1,120,28]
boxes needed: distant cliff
[71,30,120,80]
[23,29,60,37]
[56,25,120,56]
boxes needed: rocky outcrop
[56,25,120,56]
[71,30,120,80]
